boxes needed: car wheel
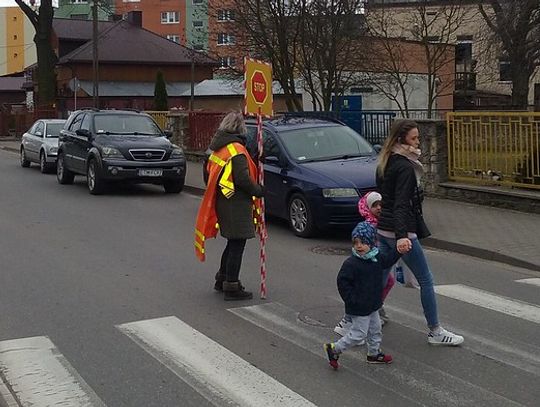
[288,193,317,237]
[20,147,30,168]
[40,151,52,174]
[87,158,106,195]
[56,153,75,184]
[163,178,184,194]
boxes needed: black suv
[57,109,186,194]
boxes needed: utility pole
[190,49,195,111]
[92,0,99,108]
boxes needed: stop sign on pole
[245,58,273,117]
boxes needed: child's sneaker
[333,317,352,337]
[323,343,340,370]
[427,327,464,346]
[378,307,389,325]
[367,352,393,364]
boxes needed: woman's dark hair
[377,119,418,177]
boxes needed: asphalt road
[0,149,539,407]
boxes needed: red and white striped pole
[256,107,267,299]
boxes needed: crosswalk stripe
[435,284,540,324]
[117,316,317,407]
[0,336,107,407]
[515,278,540,287]
[230,302,522,407]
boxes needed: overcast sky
[0,0,17,6]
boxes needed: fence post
[167,111,189,149]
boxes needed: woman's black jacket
[377,154,423,240]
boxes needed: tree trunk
[35,4,57,106]
[510,65,530,109]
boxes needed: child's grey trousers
[334,310,382,356]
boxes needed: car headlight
[171,147,184,159]
[101,146,123,158]
[322,188,359,198]
[49,147,58,154]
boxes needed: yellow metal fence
[145,111,169,130]
[447,112,540,190]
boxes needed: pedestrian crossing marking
[0,336,107,407]
[230,302,522,407]
[435,284,540,324]
[117,316,317,407]
[515,278,540,287]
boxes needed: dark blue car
[242,117,378,237]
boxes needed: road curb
[0,146,18,154]
[422,237,540,272]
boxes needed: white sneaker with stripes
[333,317,353,337]
[427,327,464,346]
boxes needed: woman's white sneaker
[427,328,464,346]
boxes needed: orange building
[113,0,187,44]
[207,0,244,70]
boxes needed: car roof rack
[275,112,345,125]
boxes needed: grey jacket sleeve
[231,154,264,197]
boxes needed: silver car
[20,119,66,173]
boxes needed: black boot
[214,271,225,291]
[223,281,253,301]
[214,273,244,292]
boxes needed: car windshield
[45,123,64,138]
[279,125,374,162]
[93,114,162,136]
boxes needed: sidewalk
[182,159,540,272]
[2,137,539,271]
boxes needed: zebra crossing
[0,279,538,407]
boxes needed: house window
[219,56,236,68]
[166,34,180,43]
[217,9,235,21]
[193,20,203,28]
[123,0,140,2]
[499,59,512,82]
[217,33,235,45]
[161,11,180,24]
[456,42,473,68]
[193,0,203,4]
[71,0,88,3]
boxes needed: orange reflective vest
[194,142,262,262]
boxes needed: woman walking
[376,119,464,346]
[194,112,264,300]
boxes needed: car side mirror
[35,131,42,137]
[76,129,91,139]
[264,155,281,166]
[164,130,173,139]
[373,144,382,153]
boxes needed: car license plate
[138,169,162,177]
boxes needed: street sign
[244,58,273,117]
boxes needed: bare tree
[479,0,540,109]
[410,1,468,118]
[298,0,369,112]
[365,7,414,116]
[227,0,306,111]
[368,1,469,118]
[15,0,57,106]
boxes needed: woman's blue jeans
[378,234,439,328]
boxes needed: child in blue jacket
[324,222,410,369]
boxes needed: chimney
[127,11,142,27]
